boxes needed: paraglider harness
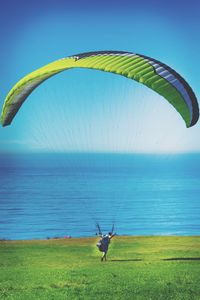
[96,223,115,252]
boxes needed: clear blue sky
[1,0,200,153]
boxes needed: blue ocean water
[0,153,200,240]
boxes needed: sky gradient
[1,0,200,153]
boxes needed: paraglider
[0,50,199,128]
[96,223,116,261]
[1,51,199,262]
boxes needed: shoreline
[1,235,200,243]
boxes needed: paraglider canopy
[1,50,199,128]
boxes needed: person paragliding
[1,50,199,261]
[96,224,116,261]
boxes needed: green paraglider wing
[1,50,199,127]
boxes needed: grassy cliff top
[0,236,200,299]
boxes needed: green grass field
[0,236,200,299]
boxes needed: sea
[0,153,200,240]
